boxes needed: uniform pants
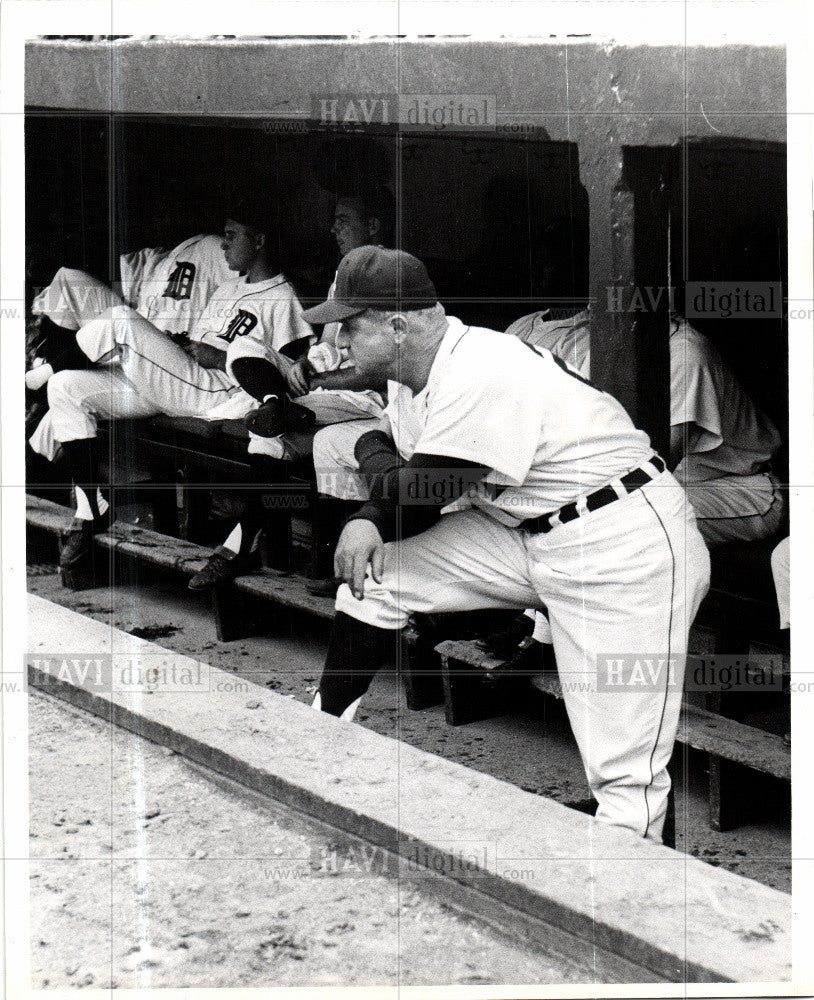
[686,473,784,546]
[335,472,710,842]
[771,536,790,629]
[312,418,391,499]
[31,268,125,330]
[30,305,238,456]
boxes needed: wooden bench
[96,414,311,535]
[27,493,790,834]
[26,494,336,639]
[434,628,790,836]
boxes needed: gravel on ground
[29,689,600,990]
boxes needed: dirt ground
[27,562,791,894]
[29,689,602,990]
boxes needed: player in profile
[304,246,709,844]
[28,201,312,574]
[187,186,397,592]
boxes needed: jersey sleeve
[670,333,723,454]
[120,247,168,310]
[414,343,545,484]
[187,284,227,345]
[266,290,314,352]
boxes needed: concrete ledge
[26,595,791,984]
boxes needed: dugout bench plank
[26,495,336,639]
[436,637,791,839]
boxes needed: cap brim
[301,299,366,325]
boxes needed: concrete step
[26,595,792,985]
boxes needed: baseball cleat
[187,548,259,591]
[475,612,534,661]
[245,397,316,438]
[59,512,111,569]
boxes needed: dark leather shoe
[475,612,535,661]
[305,577,339,598]
[245,397,315,438]
[188,548,258,591]
[59,513,110,569]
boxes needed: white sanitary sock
[221,523,242,555]
[531,610,553,645]
[310,691,361,722]
[25,361,54,391]
[74,486,94,521]
[340,696,363,722]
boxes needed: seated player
[26,232,233,390]
[506,307,784,546]
[304,246,710,843]
[187,186,396,591]
[501,306,785,663]
[28,202,312,572]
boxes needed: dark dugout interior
[25,116,589,332]
[26,116,786,457]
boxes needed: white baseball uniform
[771,536,790,629]
[244,266,386,462]
[507,311,784,545]
[121,234,234,335]
[318,317,710,841]
[30,274,311,458]
[32,234,232,335]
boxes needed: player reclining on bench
[26,231,234,393]
[188,186,396,591]
[488,305,785,664]
[303,246,710,844]
[28,201,314,572]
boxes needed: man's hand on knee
[189,342,227,370]
[334,519,385,600]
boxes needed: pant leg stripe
[122,344,236,394]
[640,491,676,840]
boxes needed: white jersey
[120,234,233,337]
[384,316,653,522]
[507,311,781,484]
[190,273,312,360]
[505,309,591,375]
[669,319,780,483]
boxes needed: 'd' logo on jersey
[162,261,197,300]
[221,309,258,343]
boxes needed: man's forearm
[348,446,488,543]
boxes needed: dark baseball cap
[302,246,438,325]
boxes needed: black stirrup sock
[37,316,92,371]
[317,612,399,716]
[230,356,288,403]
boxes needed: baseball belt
[521,454,667,535]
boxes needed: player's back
[122,234,233,336]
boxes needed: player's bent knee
[46,369,80,404]
[335,581,408,631]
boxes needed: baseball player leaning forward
[304,246,711,844]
